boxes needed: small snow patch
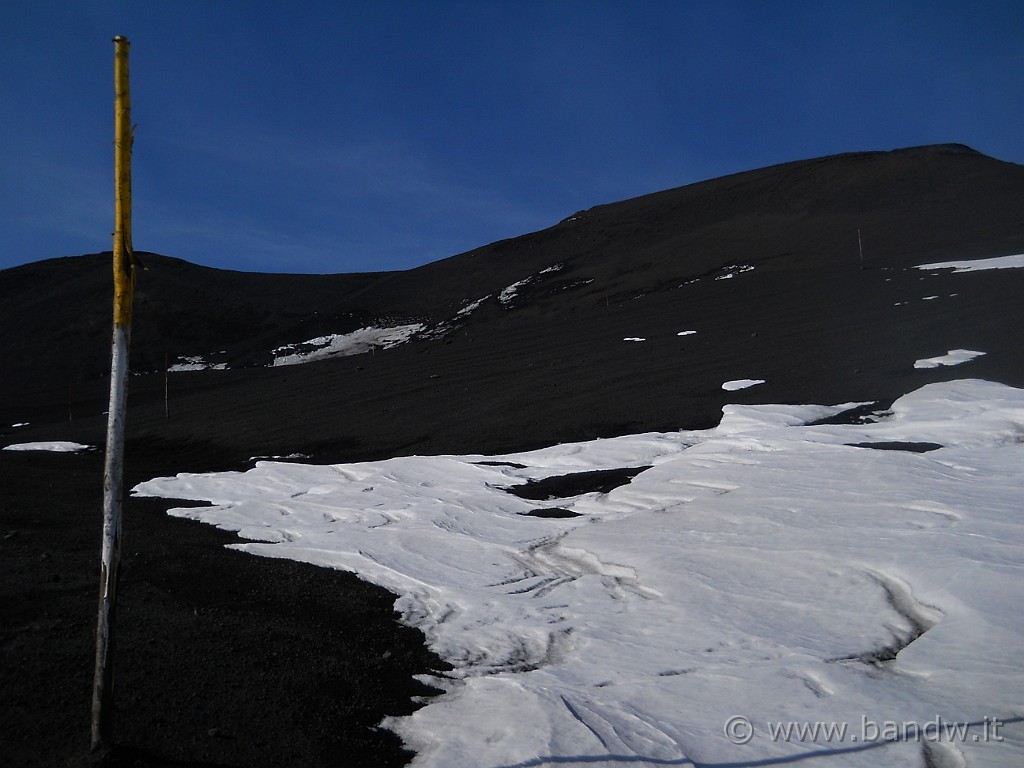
[169,355,228,372]
[250,453,312,463]
[623,337,646,342]
[715,264,755,280]
[914,349,986,369]
[722,379,765,391]
[456,296,490,317]
[915,253,1024,272]
[677,330,697,337]
[499,278,531,306]
[3,441,92,453]
[272,324,423,366]
[499,265,566,306]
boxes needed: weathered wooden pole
[92,34,135,753]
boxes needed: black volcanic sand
[0,445,449,768]
[504,466,651,501]
[3,145,1024,767]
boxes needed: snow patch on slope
[271,323,423,366]
[169,355,228,372]
[456,296,490,317]
[715,264,755,280]
[3,441,92,452]
[722,378,765,391]
[499,264,564,307]
[914,349,986,369]
[916,253,1024,272]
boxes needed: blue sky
[2,1,1022,274]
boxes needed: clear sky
[2,1,1022,274]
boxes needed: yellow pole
[92,34,135,753]
[112,34,134,326]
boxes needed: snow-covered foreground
[135,379,1024,767]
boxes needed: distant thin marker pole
[92,34,135,754]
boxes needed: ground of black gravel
[0,443,450,768]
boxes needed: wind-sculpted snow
[134,379,1024,767]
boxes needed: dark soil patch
[522,507,582,518]
[846,441,943,452]
[807,402,890,426]
[505,466,651,501]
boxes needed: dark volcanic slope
[0,255,395,392]
[3,143,1022,462]
[2,144,1024,767]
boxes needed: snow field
[134,379,1024,767]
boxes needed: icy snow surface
[3,441,91,452]
[135,379,1024,767]
[916,253,1024,273]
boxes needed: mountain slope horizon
[3,142,1023,466]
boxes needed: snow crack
[831,569,943,665]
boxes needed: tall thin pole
[92,34,135,753]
